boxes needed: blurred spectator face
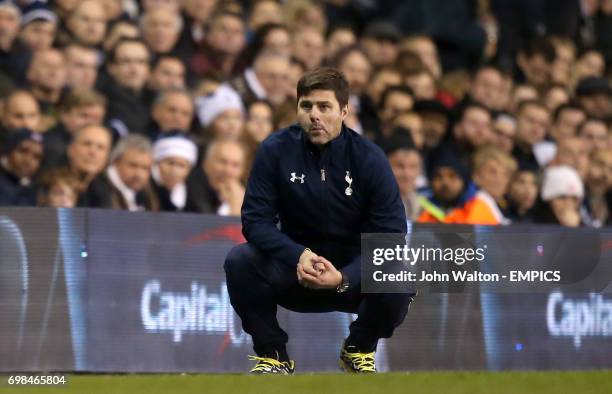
[204,141,245,190]
[148,57,185,90]
[254,55,290,106]
[45,181,78,208]
[245,101,273,142]
[67,0,107,46]
[262,27,291,56]
[574,51,605,80]
[3,92,41,131]
[206,14,245,56]
[388,149,421,196]
[55,0,81,14]
[554,137,590,179]
[114,148,153,192]
[401,37,441,79]
[393,113,424,150]
[420,111,447,149]
[152,91,194,132]
[579,119,609,152]
[157,156,191,189]
[142,0,181,12]
[493,115,516,153]
[183,0,218,23]
[545,86,569,111]
[27,49,67,93]
[551,45,575,86]
[249,0,282,30]
[474,158,513,200]
[361,37,397,68]
[109,41,150,91]
[508,171,538,213]
[100,0,123,21]
[367,68,401,105]
[380,91,414,128]
[292,28,324,70]
[471,68,504,110]
[550,196,580,225]
[518,53,551,88]
[510,84,538,112]
[454,106,494,148]
[64,45,98,89]
[339,50,371,96]
[210,109,244,140]
[404,71,436,100]
[551,106,585,141]
[19,20,57,51]
[0,5,20,50]
[579,93,611,119]
[515,103,550,147]
[286,60,304,99]
[326,28,356,60]
[141,8,181,54]
[103,21,140,52]
[60,103,105,135]
[67,125,111,176]
[431,167,464,204]
[6,139,43,179]
[587,149,612,191]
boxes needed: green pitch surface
[1,371,611,394]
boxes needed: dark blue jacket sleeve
[241,141,306,266]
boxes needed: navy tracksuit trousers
[224,242,414,357]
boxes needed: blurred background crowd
[0,0,610,227]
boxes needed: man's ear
[341,104,349,120]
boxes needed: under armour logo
[290,172,305,183]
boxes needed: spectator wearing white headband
[195,84,245,142]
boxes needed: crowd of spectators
[0,0,610,228]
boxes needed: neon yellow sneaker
[338,341,376,373]
[248,355,295,375]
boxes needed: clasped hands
[297,248,343,289]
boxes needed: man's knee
[224,243,257,279]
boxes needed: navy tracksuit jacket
[241,123,407,283]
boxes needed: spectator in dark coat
[0,128,43,206]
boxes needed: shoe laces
[248,355,289,371]
[344,351,376,372]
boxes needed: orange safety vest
[417,191,505,225]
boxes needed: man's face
[388,149,421,196]
[326,28,355,59]
[431,167,464,204]
[403,38,440,78]
[67,0,107,45]
[361,37,397,68]
[455,107,494,148]
[157,156,191,189]
[3,93,41,130]
[516,104,550,146]
[552,108,585,141]
[471,69,504,110]
[404,72,436,100]
[339,51,371,96]
[555,137,590,179]
[420,111,447,149]
[520,54,551,87]
[149,58,185,90]
[474,159,512,201]
[579,93,612,119]
[64,46,98,89]
[109,42,150,91]
[206,15,245,55]
[292,28,324,70]
[0,8,20,48]
[580,120,609,152]
[60,104,105,135]
[204,143,245,190]
[367,69,401,104]
[20,20,57,51]
[114,149,152,192]
[509,171,538,210]
[297,89,347,145]
[27,49,66,91]
[245,102,273,142]
[67,126,111,176]
[380,92,414,127]
[493,117,516,153]
[183,0,217,23]
[152,92,194,132]
[7,139,43,179]
[142,9,180,54]
[255,57,290,106]
[249,0,282,30]
[263,28,291,56]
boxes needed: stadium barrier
[1,207,611,372]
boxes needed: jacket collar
[298,122,348,156]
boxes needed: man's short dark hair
[297,67,349,108]
[108,38,148,64]
[379,85,414,110]
[521,37,556,63]
[553,102,584,122]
